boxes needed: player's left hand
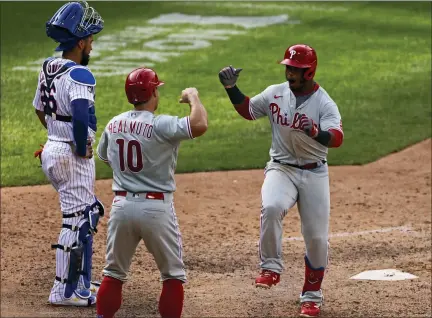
[299,114,319,138]
[218,65,243,88]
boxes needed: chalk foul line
[282,226,414,242]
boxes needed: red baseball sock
[302,256,325,294]
[158,279,184,318]
[96,276,123,318]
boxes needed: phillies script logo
[269,103,303,128]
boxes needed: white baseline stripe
[184,2,349,13]
[283,226,413,242]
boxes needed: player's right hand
[218,65,242,88]
[179,87,199,104]
[77,140,94,159]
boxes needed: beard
[286,75,306,92]
[80,52,90,66]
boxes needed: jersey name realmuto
[97,110,193,193]
[249,82,343,165]
[32,58,96,143]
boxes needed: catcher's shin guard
[52,200,104,299]
[78,219,93,289]
[52,215,85,299]
[64,244,84,298]
[66,216,92,297]
[52,214,92,299]
[79,198,104,290]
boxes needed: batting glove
[218,65,243,88]
[299,114,319,138]
[34,144,44,165]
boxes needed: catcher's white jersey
[249,82,343,165]
[32,58,96,143]
[97,110,193,193]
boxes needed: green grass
[1,1,431,187]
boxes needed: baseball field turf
[1,1,430,187]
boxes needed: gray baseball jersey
[97,110,193,283]
[249,82,343,166]
[97,110,193,193]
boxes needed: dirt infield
[1,139,431,317]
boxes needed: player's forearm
[314,129,343,148]
[225,85,246,104]
[98,154,111,167]
[71,99,90,156]
[35,109,47,129]
[188,95,208,137]
[225,86,253,120]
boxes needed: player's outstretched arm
[35,109,47,129]
[179,87,208,137]
[218,65,254,120]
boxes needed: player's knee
[102,267,128,282]
[305,236,327,251]
[261,202,286,220]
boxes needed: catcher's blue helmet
[46,1,104,51]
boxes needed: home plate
[350,269,418,281]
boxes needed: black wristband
[314,130,331,147]
[225,85,246,105]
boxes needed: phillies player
[218,44,343,317]
[33,1,105,307]
[96,67,208,318]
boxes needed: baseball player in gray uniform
[96,67,208,318]
[218,44,344,317]
[33,1,105,307]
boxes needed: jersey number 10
[116,139,143,173]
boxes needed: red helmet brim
[279,59,312,69]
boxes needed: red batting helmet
[125,67,164,104]
[279,44,317,80]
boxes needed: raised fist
[179,87,199,104]
[218,65,243,88]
